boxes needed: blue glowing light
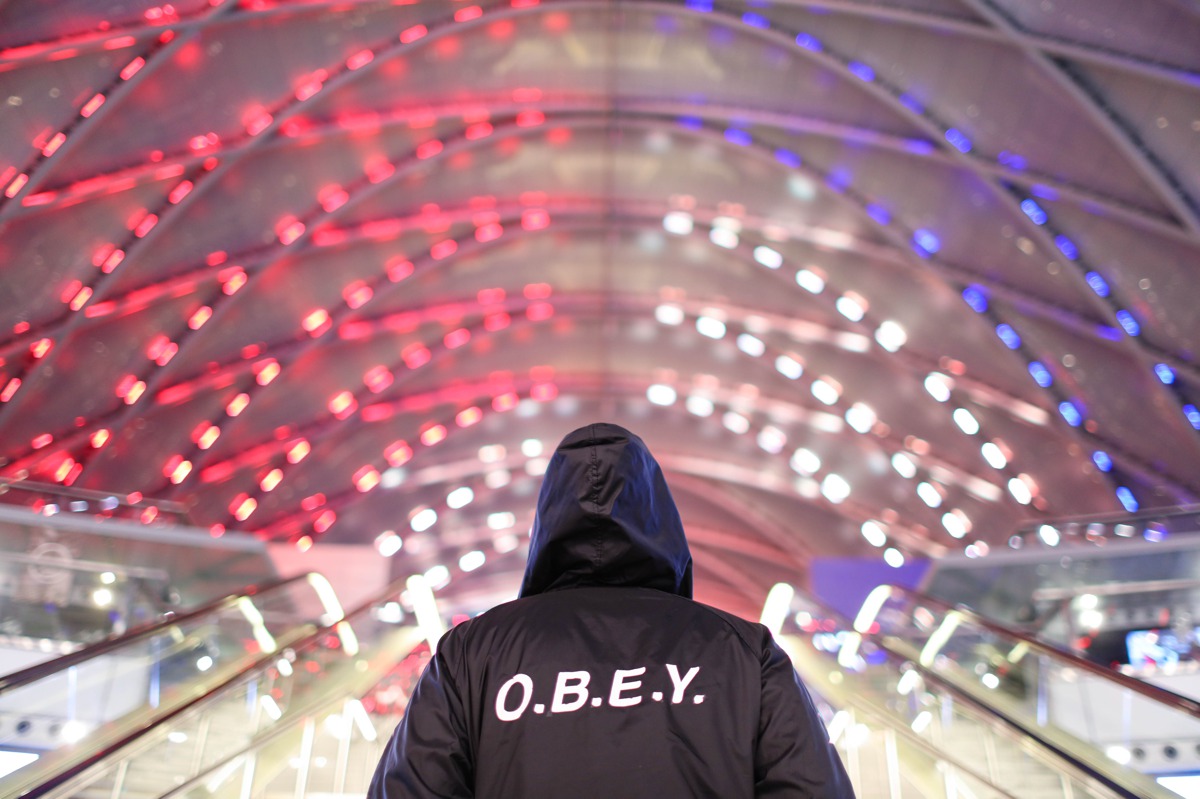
[1020,199,1047,225]
[1028,361,1053,387]
[774,148,801,168]
[826,168,851,192]
[1116,487,1139,513]
[866,203,891,225]
[998,151,1027,170]
[724,128,752,147]
[1058,401,1082,427]
[1155,363,1176,384]
[741,12,769,28]
[1054,235,1079,260]
[1095,325,1122,341]
[685,0,713,11]
[962,285,988,313]
[847,61,875,82]
[676,115,703,130]
[1116,309,1140,336]
[795,33,823,51]
[995,324,1021,349]
[1085,271,1110,297]
[1185,404,1200,429]
[899,94,924,114]
[1031,184,1060,200]
[912,228,940,257]
[1092,451,1113,472]
[903,139,936,155]
[944,128,972,153]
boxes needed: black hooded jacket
[368,423,854,798]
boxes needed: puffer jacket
[368,422,855,798]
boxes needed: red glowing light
[197,424,220,450]
[101,249,125,273]
[342,281,373,309]
[127,491,143,504]
[260,469,283,492]
[68,286,93,311]
[347,49,374,70]
[302,309,331,335]
[354,465,381,492]
[54,456,75,483]
[416,139,443,160]
[141,507,159,524]
[364,365,393,393]
[296,535,314,551]
[328,391,357,419]
[125,380,146,404]
[232,495,257,521]
[42,132,66,157]
[30,338,52,359]
[526,302,554,321]
[456,406,483,427]
[319,185,349,212]
[492,392,518,412]
[455,5,482,21]
[221,269,247,295]
[516,110,545,127]
[5,173,28,198]
[431,239,458,260]
[278,219,306,245]
[400,24,428,44]
[189,305,213,329]
[402,344,431,369]
[287,440,311,463]
[512,0,540,7]
[421,424,447,446]
[207,251,228,266]
[521,209,550,231]
[475,222,502,242]
[387,258,413,282]
[120,57,145,80]
[90,429,110,448]
[465,121,493,140]
[484,312,511,331]
[313,510,336,533]
[295,77,323,101]
[210,524,225,538]
[168,180,193,204]
[226,393,250,416]
[301,492,326,511]
[444,328,471,349]
[134,213,158,237]
[366,160,395,184]
[146,334,171,360]
[254,359,281,385]
[385,441,412,466]
[31,433,53,450]
[155,343,178,365]
[531,382,559,401]
[169,459,193,484]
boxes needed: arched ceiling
[1,0,1198,620]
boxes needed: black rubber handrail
[13,574,412,799]
[889,585,1200,718]
[0,572,317,694]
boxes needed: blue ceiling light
[847,62,875,82]
[773,148,801,168]
[741,12,769,28]
[944,128,972,153]
[962,285,988,312]
[1154,363,1176,384]
[1091,451,1113,472]
[1115,486,1139,513]
[825,168,851,192]
[676,115,703,130]
[998,151,1027,170]
[995,323,1021,349]
[1185,404,1200,429]
[1028,361,1053,387]
[866,203,891,225]
[911,228,940,257]
[1115,309,1140,336]
[899,94,924,114]
[1054,235,1079,260]
[1019,199,1047,225]
[685,0,713,11]
[1031,184,1060,200]
[795,33,823,52]
[1084,271,1110,297]
[1058,400,1083,427]
[903,139,936,155]
[724,127,752,146]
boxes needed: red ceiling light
[354,465,381,492]
[301,493,326,511]
[119,57,145,80]
[302,309,331,336]
[402,344,431,369]
[254,359,281,385]
[521,210,550,230]
[399,24,427,43]
[385,441,412,466]
[421,424,447,446]
[168,180,193,204]
[475,222,502,242]
[226,393,251,417]
[531,383,558,401]
[456,406,483,427]
[260,468,283,492]
[196,424,220,450]
[465,122,493,140]
[313,510,336,533]
[515,110,545,127]
[29,338,52,359]
[0,378,19,402]
[231,495,257,521]
[346,49,374,70]
[41,132,66,157]
[364,365,393,393]
[430,239,457,260]
[455,5,483,21]
[416,140,444,160]
[90,429,110,448]
[492,392,518,412]
[328,391,357,419]
[188,306,213,329]
[342,281,373,309]
[444,328,471,349]
[387,258,413,282]
[484,312,510,331]
[287,439,311,463]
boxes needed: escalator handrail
[0,572,318,695]
[11,574,413,799]
[888,585,1200,718]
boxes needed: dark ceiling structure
[1,0,1198,619]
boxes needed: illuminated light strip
[406,574,446,654]
[760,583,794,634]
[853,585,893,633]
[918,610,962,668]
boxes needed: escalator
[5,574,1199,798]
[780,584,1200,798]
[0,573,425,799]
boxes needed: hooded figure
[368,423,854,798]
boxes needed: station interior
[2,1,1200,797]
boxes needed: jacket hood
[518,423,693,599]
